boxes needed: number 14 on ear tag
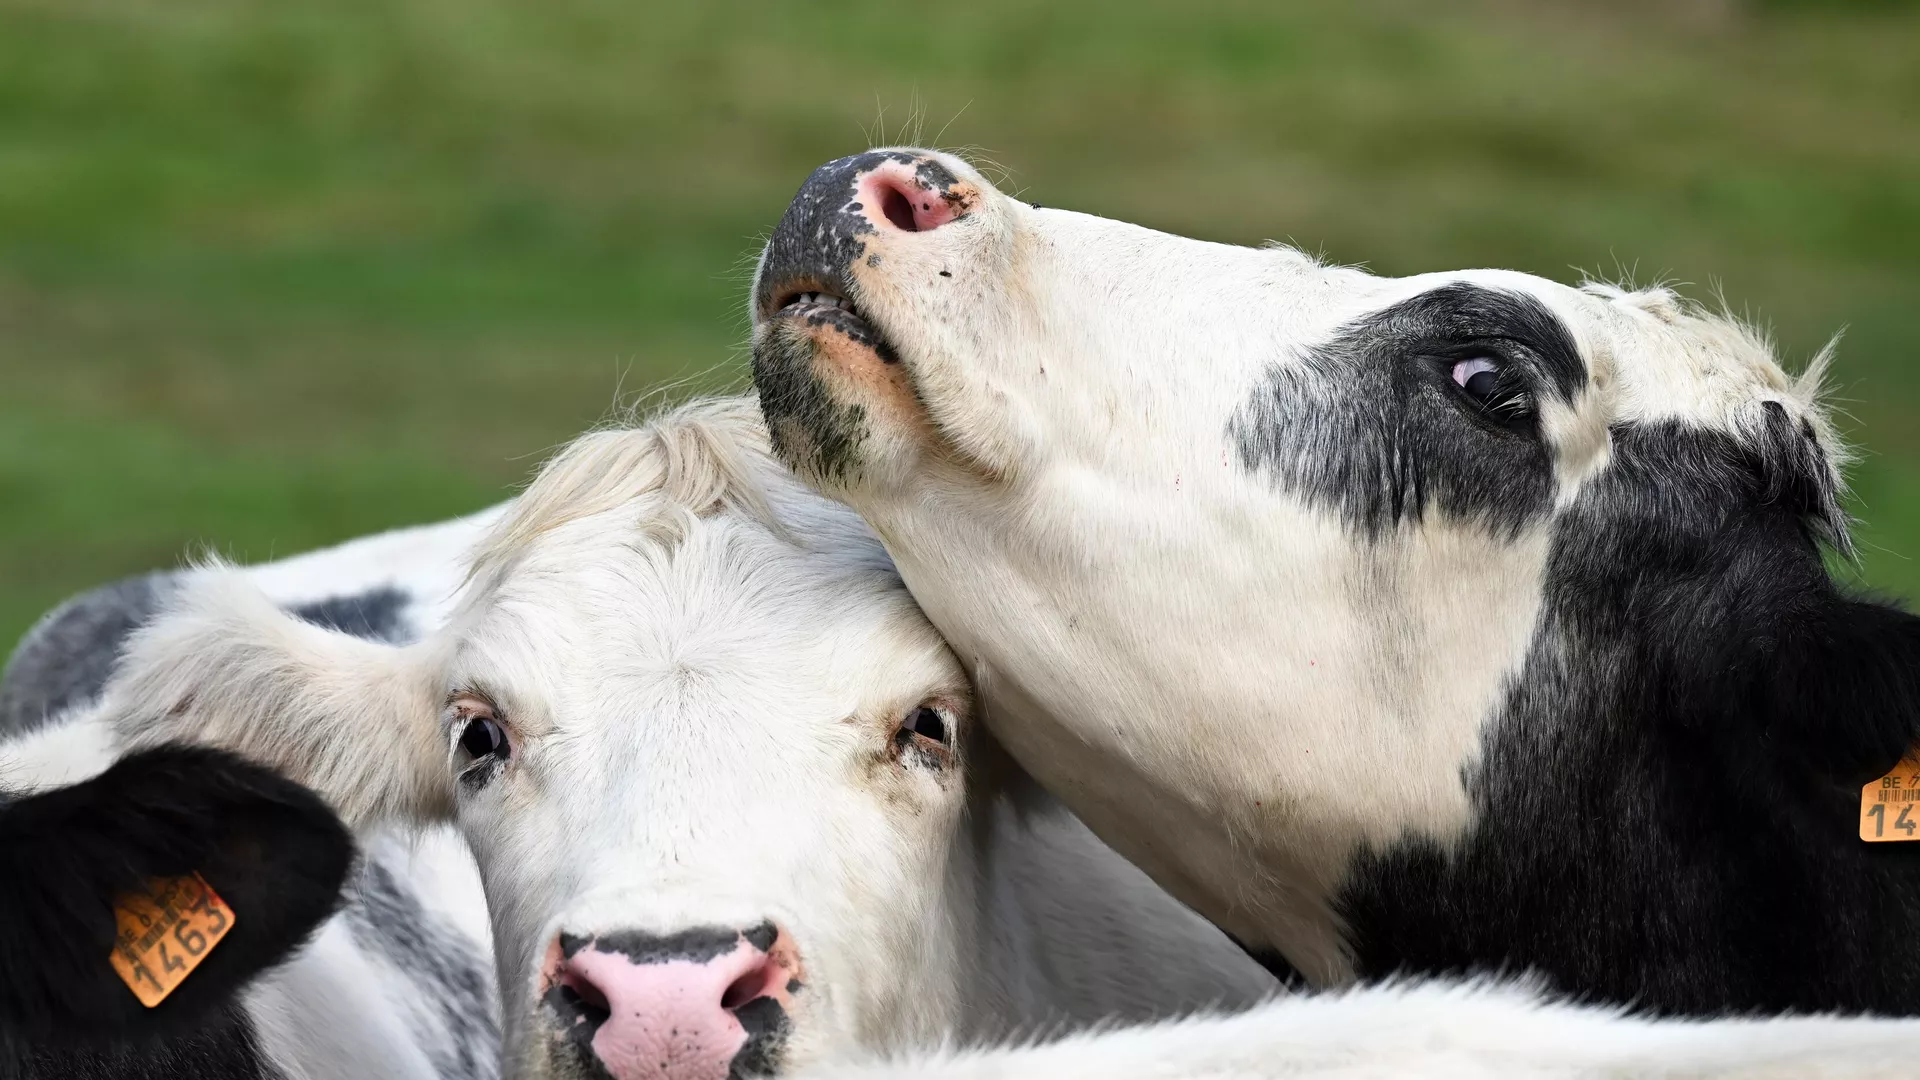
[1860,752,1920,842]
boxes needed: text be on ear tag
[108,872,236,1006]
[1860,751,1920,843]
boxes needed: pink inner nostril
[719,955,779,1011]
[864,166,967,233]
[879,184,918,232]
[560,964,611,1016]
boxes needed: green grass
[2,0,1917,648]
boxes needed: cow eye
[893,705,955,768]
[902,706,950,746]
[459,717,508,762]
[1452,357,1499,398]
[448,693,510,774]
[1448,356,1532,423]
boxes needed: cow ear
[1770,596,1920,783]
[98,566,451,830]
[0,744,353,1043]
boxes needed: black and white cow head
[750,149,1913,987]
[0,741,353,1059]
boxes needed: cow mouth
[764,285,899,365]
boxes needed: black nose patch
[541,924,793,1080]
[754,151,963,317]
[557,923,777,966]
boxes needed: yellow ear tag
[1860,752,1920,842]
[108,872,236,1006]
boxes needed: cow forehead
[1022,208,1811,445]
[448,519,961,743]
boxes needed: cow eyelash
[447,693,511,780]
[1443,353,1535,428]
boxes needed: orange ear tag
[108,872,236,1006]
[1860,752,1920,842]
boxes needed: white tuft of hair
[99,564,448,830]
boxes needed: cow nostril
[558,965,612,1026]
[719,953,781,1011]
[879,184,918,232]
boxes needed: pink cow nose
[861,160,967,233]
[540,923,803,1080]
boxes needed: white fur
[244,916,453,1080]
[761,149,1853,981]
[791,981,1920,1079]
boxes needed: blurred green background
[2,0,1917,651]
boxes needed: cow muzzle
[753,149,979,327]
[536,922,803,1080]
[751,149,985,485]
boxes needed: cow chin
[751,311,932,494]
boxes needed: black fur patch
[290,586,411,644]
[0,745,353,1051]
[1229,284,1586,539]
[7,1007,281,1080]
[1334,421,1920,1015]
[0,573,174,739]
[560,924,776,967]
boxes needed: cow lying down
[750,149,1920,1016]
[0,739,349,1075]
[61,397,1920,1078]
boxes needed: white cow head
[100,400,980,1080]
[750,150,1857,983]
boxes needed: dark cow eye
[903,706,950,745]
[459,717,508,761]
[1452,357,1499,399]
[894,706,955,768]
[448,692,510,773]
[1448,356,1532,423]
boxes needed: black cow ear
[0,743,355,1043]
